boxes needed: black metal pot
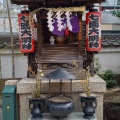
[29,97,45,118]
[80,94,97,119]
[47,95,74,117]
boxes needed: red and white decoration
[86,11,101,52]
[18,13,35,53]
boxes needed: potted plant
[28,66,46,119]
[79,66,97,119]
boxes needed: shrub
[100,70,117,88]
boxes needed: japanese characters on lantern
[86,11,101,52]
[18,13,34,53]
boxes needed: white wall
[95,47,120,74]
[102,11,120,24]
[0,48,28,79]
[1,48,120,78]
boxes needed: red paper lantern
[18,13,34,53]
[86,11,101,52]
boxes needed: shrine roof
[10,0,106,7]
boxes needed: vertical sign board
[18,13,34,53]
[86,12,101,52]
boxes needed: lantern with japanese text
[86,10,101,52]
[18,11,35,53]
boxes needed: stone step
[28,112,97,120]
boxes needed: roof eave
[10,0,106,6]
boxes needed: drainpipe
[6,0,15,79]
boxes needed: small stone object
[49,36,55,45]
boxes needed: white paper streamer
[65,11,72,31]
[47,11,54,31]
[56,11,64,31]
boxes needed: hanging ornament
[65,11,72,31]
[70,15,80,33]
[56,11,64,31]
[52,18,65,36]
[65,27,69,36]
[47,11,54,32]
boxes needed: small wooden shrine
[11,0,106,77]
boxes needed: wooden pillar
[36,13,43,58]
[86,52,94,76]
[90,53,94,77]
[78,12,83,57]
[36,13,43,69]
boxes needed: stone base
[5,80,19,86]
[15,75,106,120]
[28,112,97,120]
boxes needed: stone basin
[47,95,74,117]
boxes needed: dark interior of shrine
[41,19,78,45]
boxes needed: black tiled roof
[102,39,120,47]
[0,34,19,48]
[101,30,120,35]
[102,31,120,47]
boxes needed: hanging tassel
[65,27,69,36]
